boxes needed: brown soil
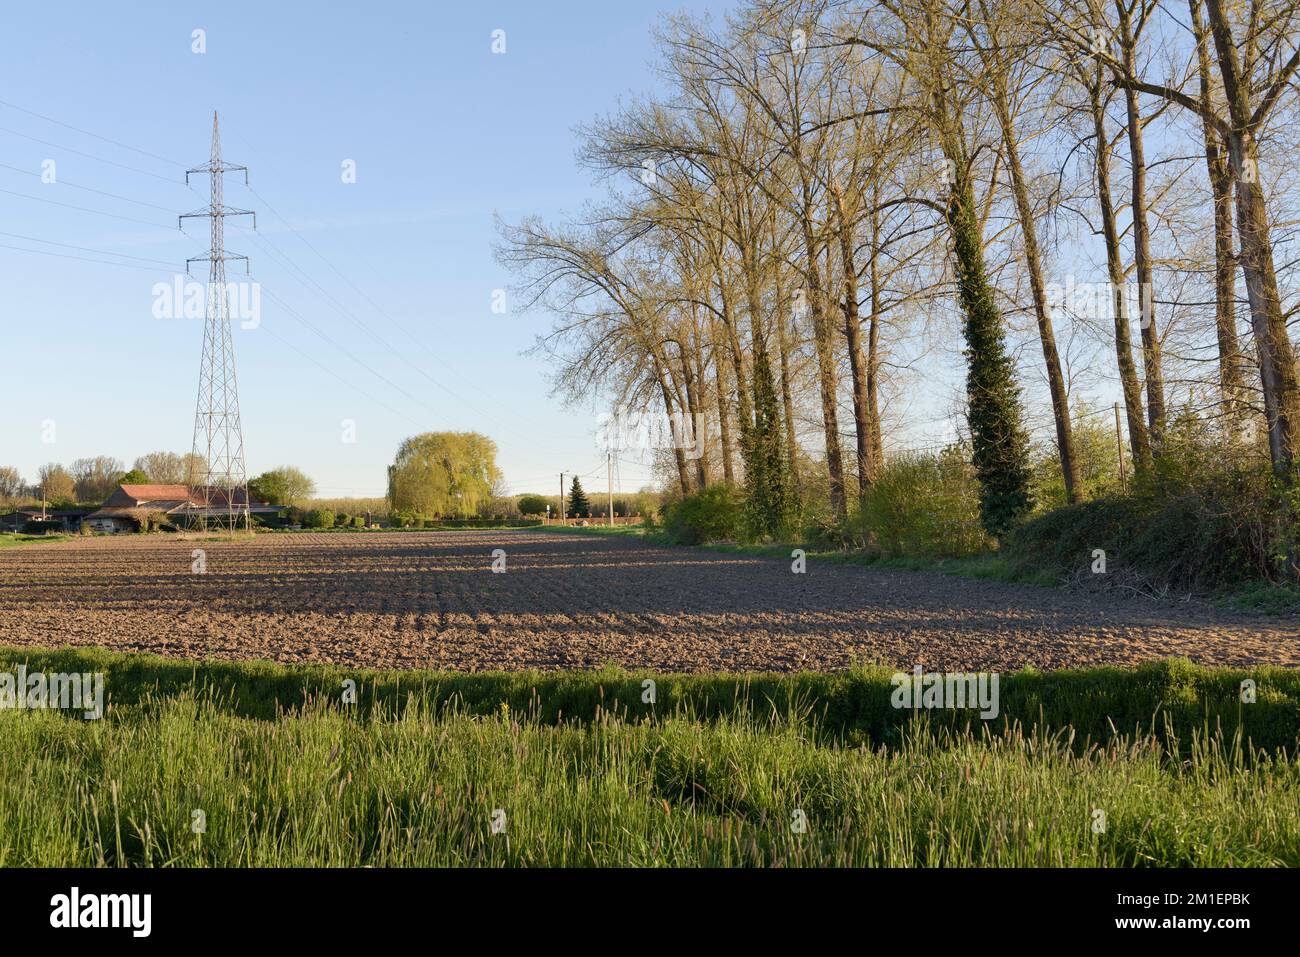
[1,530,1296,672]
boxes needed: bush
[352,516,366,528]
[1006,420,1278,590]
[304,508,335,530]
[335,513,350,528]
[517,494,547,517]
[852,448,990,559]
[1031,405,1125,510]
[662,485,744,545]
[138,510,171,532]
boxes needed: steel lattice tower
[180,112,255,531]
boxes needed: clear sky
[0,0,733,499]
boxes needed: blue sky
[0,1,732,498]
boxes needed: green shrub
[352,516,366,528]
[138,510,171,533]
[517,494,548,517]
[663,485,744,545]
[1031,405,1126,510]
[1007,424,1277,590]
[304,508,335,530]
[853,448,990,559]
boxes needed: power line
[229,210,551,448]
[0,229,179,267]
[0,184,180,231]
[255,282,443,416]
[0,125,187,185]
[0,239,170,271]
[0,98,186,166]
[244,181,533,418]
[0,160,180,212]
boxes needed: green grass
[0,648,1295,866]
[529,524,1059,586]
[0,532,69,548]
[1223,581,1300,615]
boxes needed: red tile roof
[119,484,192,502]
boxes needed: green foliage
[303,508,335,530]
[517,494,548,517]
[37,465,75,507]
[631,487,660,520]
[1032,406,1124,510]
[387,432,501,519]
[663,484,744,545]
[567,476,591,518]
[852,448,990,559]
[741,350,797,541]
[248,466,316,507]
[137,510,171,533]
[948,178,1034,535]
[118,469,150,486]
[304,497,388,520]
[0,649,1296,866]
[1007,416,1280,589]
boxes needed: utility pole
[608,452,614,527]
[1114,402,1126,489]
[559,472,565,525]
[180,112,256,535]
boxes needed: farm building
[84,484,279,532]
[0,508,88,532]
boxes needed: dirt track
[0,530,1296,672]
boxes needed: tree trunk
[1189,0,1246,425]
[711,322,736,483]
[1203,0,1300,474]
[943,124,1034,533]
[654,362,692,496]
[1089,67,1151,473]
[830,179,876,497]
[867,203,884,472]
[800,216,847,519]
[990,79,1081,502]
[1116,1,1167,448]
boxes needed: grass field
[0,533,68,549]
[0,648,1295,866]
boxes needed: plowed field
[1,530,1296,671]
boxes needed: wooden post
[1114,402,1126,489]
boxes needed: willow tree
[387,432,501,519]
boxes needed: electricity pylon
[180,112,255,532]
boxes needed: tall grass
[0,649,1295,866]
[0,692,1294,867]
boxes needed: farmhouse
[83,484,278,532]
[0,508,88,532]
